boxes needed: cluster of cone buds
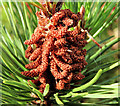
[21,6,88,93]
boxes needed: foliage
[1,1,120,105]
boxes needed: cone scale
[21,4,88,94]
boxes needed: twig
[85,30,102,48]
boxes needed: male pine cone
[21,7,87,93]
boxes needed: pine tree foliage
[1,0,120,105]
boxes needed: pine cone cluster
[21,8,87,93]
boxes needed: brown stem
[52,2,57,15]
